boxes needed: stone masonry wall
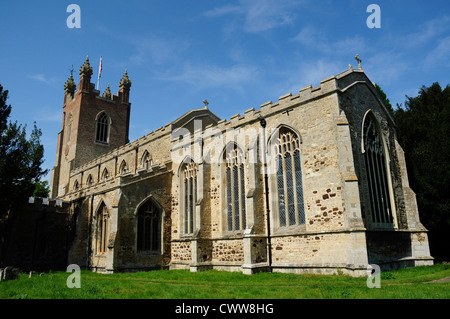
[60,67,431,275]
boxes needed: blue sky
[0,0,449,183]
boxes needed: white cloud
[35,107,62,122]
[292,26,319,45]
[424,36,450,68]
[29,74,59,84]
[128,35,190,66]
[204,5,241,18]
[285,59,343,93]
[255,57,344,100]
[292,26,366,55]
[399,15,450,49]
[242,0,298,33]
[362,15,450,80]
[363,51,409,86]
[160,62,259,90]
[204,0,303,33]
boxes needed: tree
[34,180,50,198]
[394,82,450,263]
[375,83,396,117]
[0,84,48,217]
[0,84,11,132]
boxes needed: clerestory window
[119,160,128,175]
[86,174,94,187]
[73,179,79,191]
[141,151,152,170]
[101,168,109,182]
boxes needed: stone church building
[49,56,433,276]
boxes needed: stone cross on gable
[355,54,362,70]
[203,99,209,109]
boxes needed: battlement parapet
[27,197,70,213]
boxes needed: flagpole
[97,56,102,91]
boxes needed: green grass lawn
[1,264,449,299]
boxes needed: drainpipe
[87,194,94,270]
[259,116,272,273]
[65,199,72,269]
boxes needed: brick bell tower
[50,56,132,198]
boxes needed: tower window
[95,112,110,144]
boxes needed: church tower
[50,56,132,198]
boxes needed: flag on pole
[97,56,102,90]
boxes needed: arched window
[141,151,152,170]
[224,144,246,231]
[96,202,109,254]
[181,159,198,235]
[86,174,94,187]
[137,199,161,253]
[65,113,73,144]
[101,168,109,182]
[119,160,128,175]
[273,127,305,227]
[95,112,110,144]
[363,114,394,226]
[73,179,79,191]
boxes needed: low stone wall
[1,198,70,271]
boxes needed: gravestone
[0,266,19,282]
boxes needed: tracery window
[96,202,109,254]
[95,112,109,144]
[181,160,198,235]
[224,144,246,231]
[274,128,305,227]
[141,151,152,170]
[363,114,394,225]
[137,199,161,253]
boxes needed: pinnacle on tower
[119,69,132,90]
[79,55,93,78]
[102,83,112,99]
[64,72,76,96]
[78,55,94,92]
